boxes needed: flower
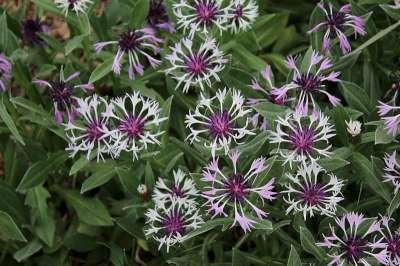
[173,0,228,38]
[270,50,341,116]
[201,151,277,232]
[33,67,93,124]
[317,212,388,266]
[269,111,335,167]
[105,92,166,160]
[346,119,362,137]
[185,88,254,157]
[147,0,175,32]
[379,216,400,265]
[55,0,92,16]
[21,19,48,46]
[165,37,227,93]
[308,2,366,54]
[226,0,258,34]
[248,65,287,131]
[153,169,199,207]
[94,27,162,80]
[394,0,400,8]
[377,86,400,135]
[144,198,203,252]
[383,151,400,194]
[0,54,12,92]
[282,161,344,220]
[64,94,113,161]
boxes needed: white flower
[269,111,335,167]
[64,94,113,161]
[105,92,166,160]
[55,0,92,16]
[144,199,203,252]
[165,37,227,93]
[173,0,229,38]
[185,88,255,157]
[345,119,362,137]
[226,0,258,33]
[153,169,199,207]
[282,161,344,220]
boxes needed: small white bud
[137,184,148,195]
[345,119,362,137]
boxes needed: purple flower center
[118,116,145,139]
[184,53,209,76]
[68,0,77,9]
[387,234,400,258]
[195,0,218,25]
[234,5,244,19]
[327,11,346,31]
[118,30,142,52]
[299,183,326,206]
[171,185,185,198]
[163,212,186,236]
[207,111,232,140]
[223,174,249,202]
[22,19,44,45]
[49,81,74,108]
[86,121,104,141]
[288,127,315,154]
[343,237,368,262]
[148,0,168,25]
[294,73,322,92]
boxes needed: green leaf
[299,226,326,261]
[345,20,400,57]
[0,211,27,242]
[381,4,400,20]
[13,240,43,262]
[233,44,266,71]
[319,158,349,171]
[65,35,85,55]
[0,12,9,51]
[340,81,371,115]
[17,151,68,192]
[287,245,302,266]
[331,106,350,146]
[81,166,115,193]
[232,248,247,266]
[131,0,150,28]
[254,102,288,120]
[70,155,94,175]
[375,124,396,144]
[184,218,232,241]
[0,96,25,145]
[387,192,400,217]
[58,189,113,226]
[89,57,114,83]
[145,162,155,192]
[352,153,391,203]
[160,96,173,147]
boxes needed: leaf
[89,57,114,83]
[145,162,155,192]
[0,12,9,51]
[17,151,68,192]
[352,153,391,203]
[81,166,115,193]
[232,248,247,266]
[13,240,43,262]
[375,124,396,144]
[184,218,232,241]
[331,106,350,146]
[233,44,266,71]
[381,4,400,21]
[0,96,25,145]
[70,155,94,175]
[319,158,349,171]
[131,0,150,28]
[340,81,371,114]
[387,192,400,217]
[254,102,288,120]
[287,245,302,266]
[58,189,113,226]
[345,20,400,57]
[65,35,85,55]
[0,211,27,242]
[160,96,173,147]
[299,226,326,261]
